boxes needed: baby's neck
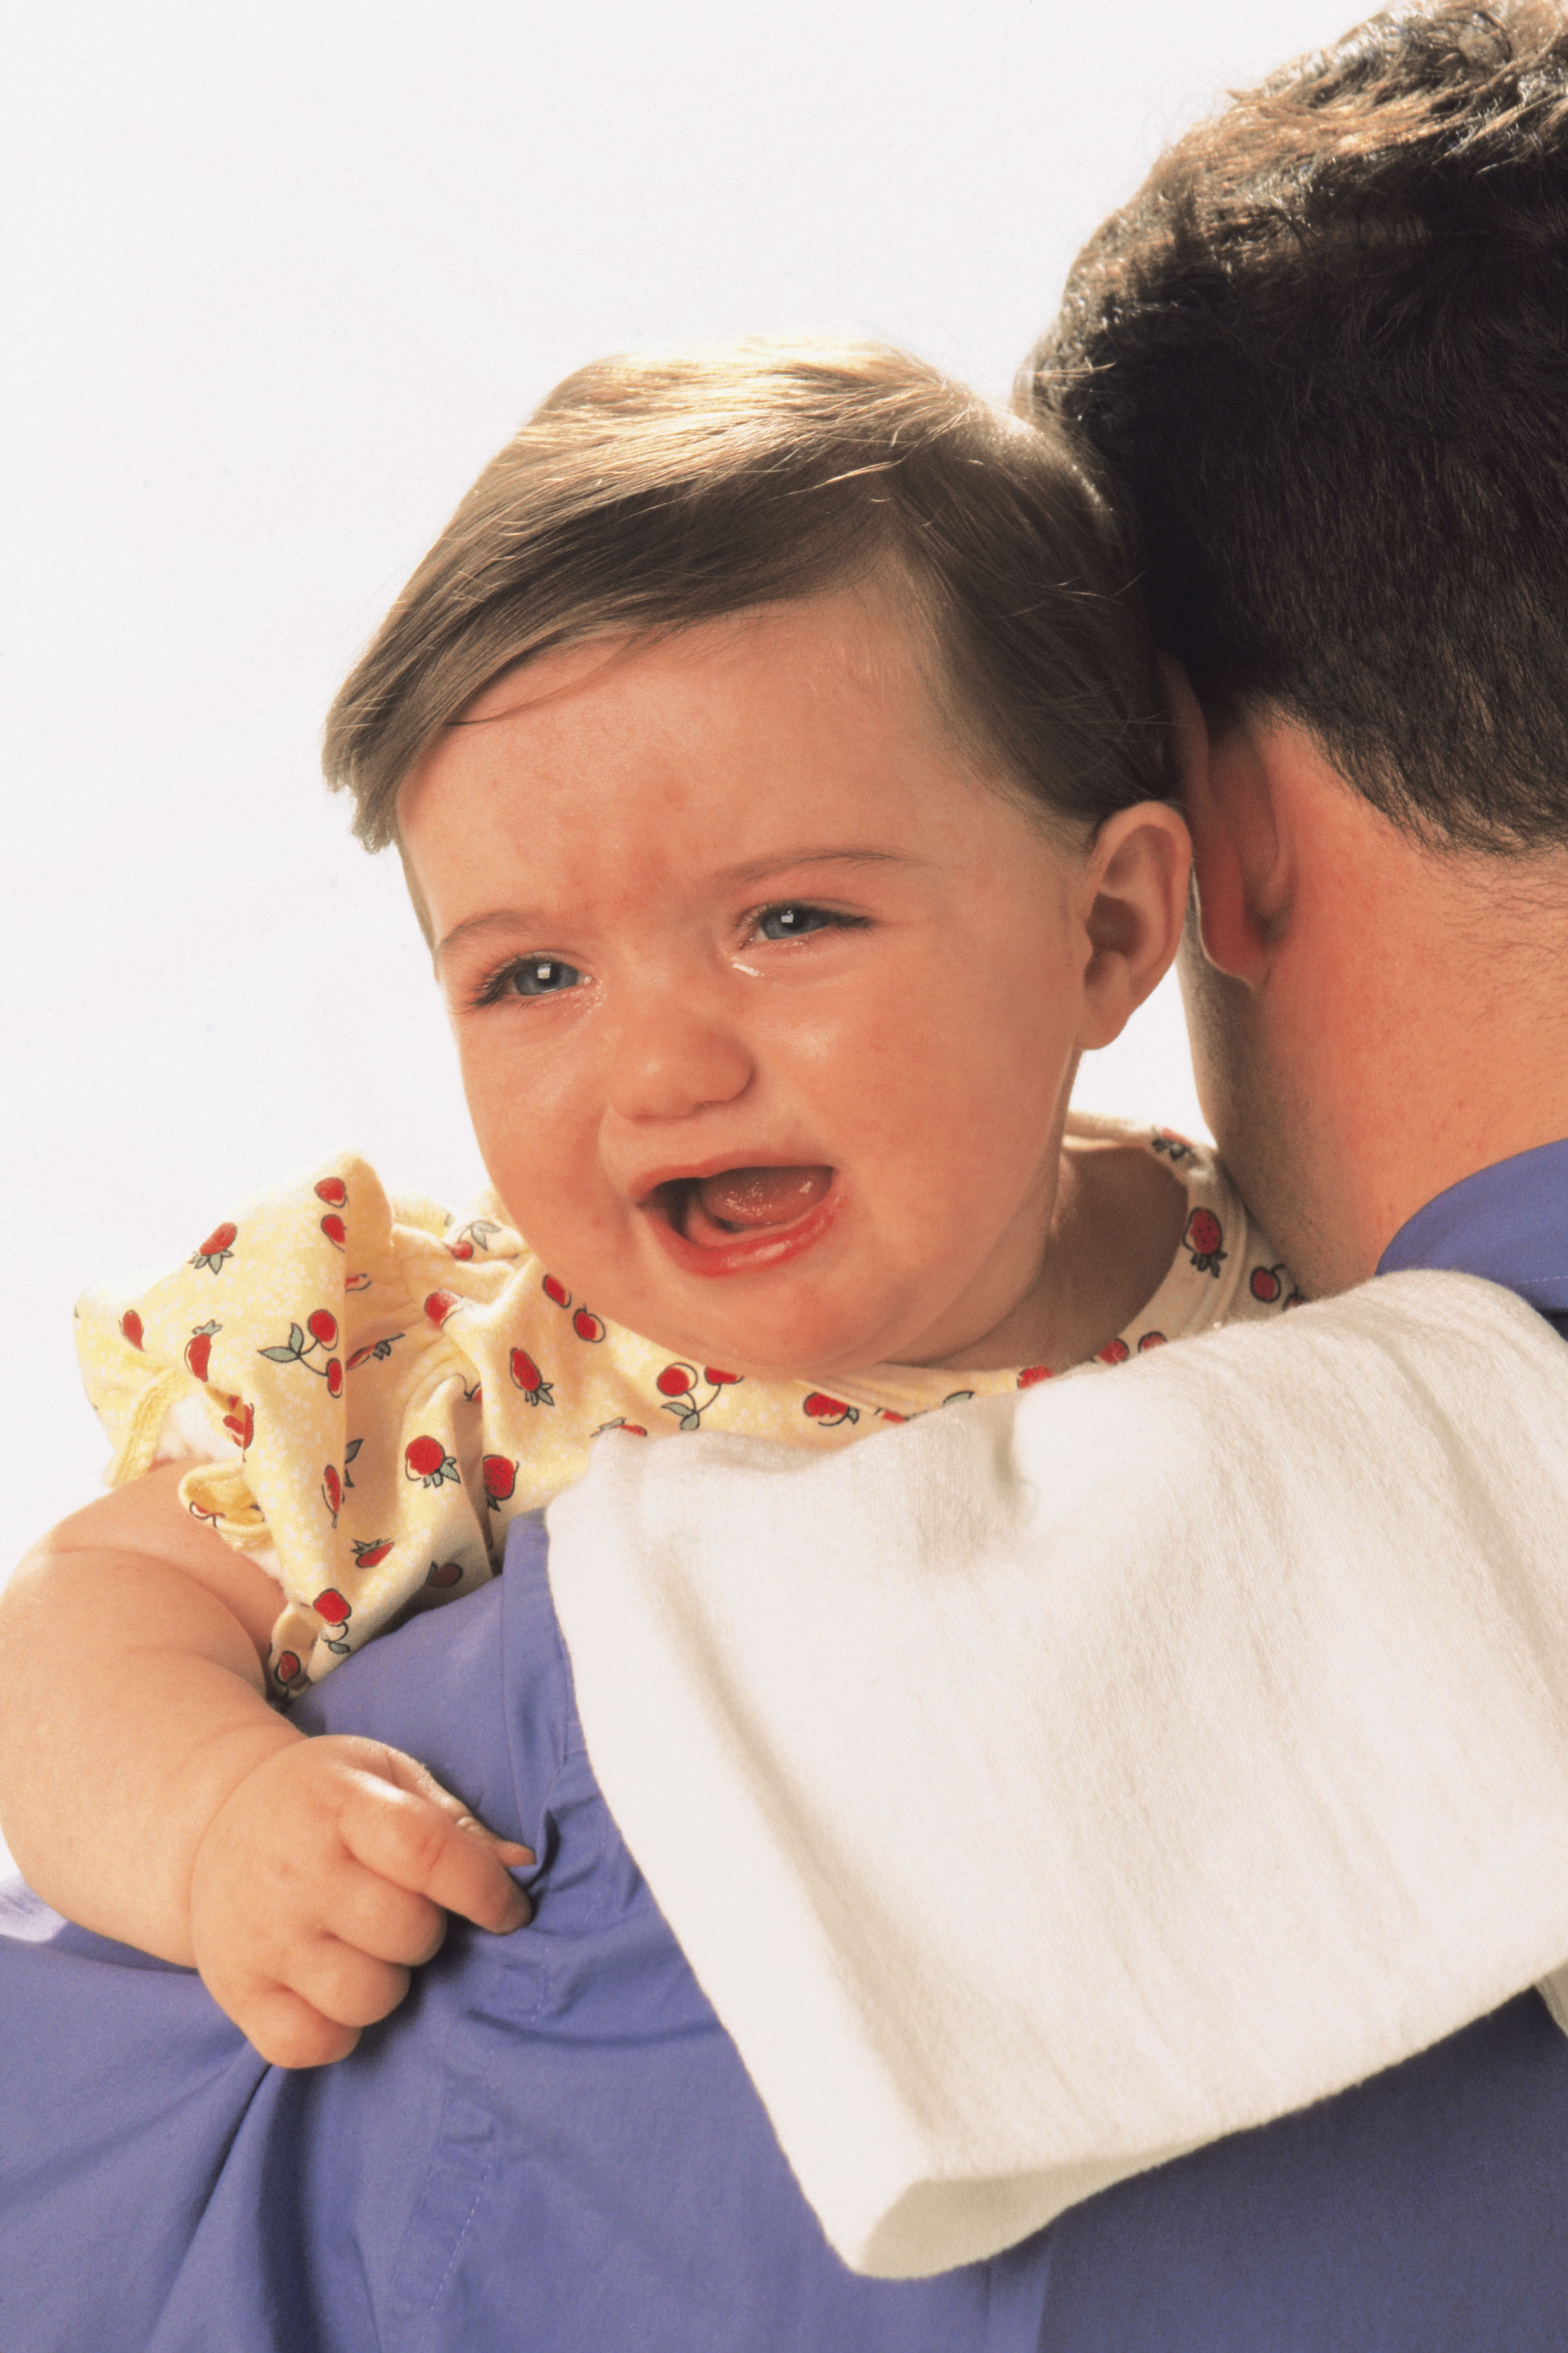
[902,1135,1188,1376]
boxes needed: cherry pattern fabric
[74,1115,1297,1699]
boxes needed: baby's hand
[188,1735,534,2068]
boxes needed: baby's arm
[0,1465,532,2066]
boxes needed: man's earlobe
[1187,754,1272,983]
[1158,663,1283,985]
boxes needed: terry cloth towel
[546,1271,1568,2280]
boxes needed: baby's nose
[603,990,754,1124]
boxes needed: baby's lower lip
[643,1166,841,1278]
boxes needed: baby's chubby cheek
[482,1137,625,1279]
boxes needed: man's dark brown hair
[1024,1,1568,852]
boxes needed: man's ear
[1159,657,1287,984]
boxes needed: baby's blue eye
[506,957,583,998]
[756,904,837,941]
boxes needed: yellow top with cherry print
[73,1117,1299,1699]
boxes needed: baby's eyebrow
[715,847,922,888]
[434,849,920,964]
[433,909,551,966]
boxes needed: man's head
[1021,2,1568,1288]
[1026,0,1568,854]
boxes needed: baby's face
[401,592,1106,1380]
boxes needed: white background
[1,0,1358,1597]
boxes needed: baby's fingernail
[453,1817,534,1864]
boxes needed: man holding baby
[5,3,1568,2348]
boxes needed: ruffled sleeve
[73,1151,536,1699]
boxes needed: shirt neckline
[1376,1137,1568,1315]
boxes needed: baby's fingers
[236,1982,365,2072]
[325,1870,450,1969]
[338,1757,534,1934]
[237,1941,414,2069]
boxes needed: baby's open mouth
[674,1165,833,1241]
[643,1164,839,1274]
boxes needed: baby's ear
[1077,795,1190,1050]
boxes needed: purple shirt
[1377,1137,1568,1339]
[0,1524,1055,2352]
[3,1137,1567,2350]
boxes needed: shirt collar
[1377,1138,1568,1321]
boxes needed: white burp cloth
[548,1273,1568,2276]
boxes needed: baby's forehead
[401,595,1032,913]
[452,588,936,733]
[456,634,644,727]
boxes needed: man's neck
[1317,1047,1568,1296]
[1184,744,1568,1299]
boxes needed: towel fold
[547,1272,1568,2276]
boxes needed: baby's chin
[613,1293,920,1388]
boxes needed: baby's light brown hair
[323,338,1169,866]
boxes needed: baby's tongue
[695,1165,832,1231]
